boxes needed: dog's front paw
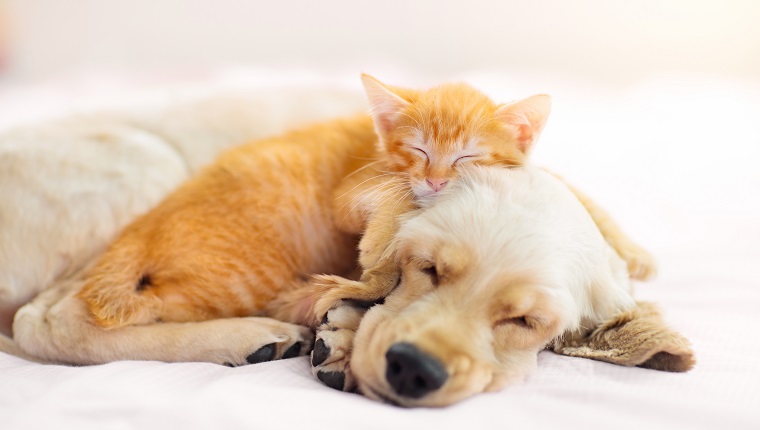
[311,305,365,391]
[618,241,658,281]
[222,318,315,367]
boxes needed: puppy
[309,166,694,407]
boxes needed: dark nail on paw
[317,371,345,391]
[311,338,330,366]
[223,362,235,367]
[246,343,276,364]
[282,342,302,359]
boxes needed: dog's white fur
[0,88,365,336]
[319,166,637,406]
[405,165,635,330]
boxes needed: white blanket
[0,69,758,430]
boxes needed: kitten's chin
[412,187,436,199]
[411,186,441,207]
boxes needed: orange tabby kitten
[77,75,653,342]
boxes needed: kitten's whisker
[375,182,405,205]
[338,178,398,209]
[334,173,395,201]
[391,189,414,216]
[337,181,399,227]
[343,160,383,180]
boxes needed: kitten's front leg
[313,178,413,391]
[315,182,413,317]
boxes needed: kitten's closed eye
[410,147,429,159]
[454,155,478,165]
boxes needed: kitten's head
[362,74,551,198]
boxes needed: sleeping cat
[13,75,655,365]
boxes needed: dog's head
[350,167,694,407]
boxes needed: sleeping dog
[307,166,695,407]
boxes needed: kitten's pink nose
[426,178,449,192]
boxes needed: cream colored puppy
[310,166,694,407]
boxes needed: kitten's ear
[550,301,695,372]
[495,94,551,154]
[361,74,410,137]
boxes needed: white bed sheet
[1,69,759,430]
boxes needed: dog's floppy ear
[550,301,695,372]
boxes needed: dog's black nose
[385,342,448,398]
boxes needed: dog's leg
[569,184,657,280]
[268,274,386,391]
[301,273,395,392]
[13,279,313,366]
[547,171,657,280]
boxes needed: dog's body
[309,166,694,406]
[0,81,689,408]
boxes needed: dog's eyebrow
[434,245,470,280]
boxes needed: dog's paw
[311,305,365,391]
[221,318,315,367]
[618,241,658,281]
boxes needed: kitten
[78,75,654,335]
[331,75,549,234]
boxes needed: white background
[2,0,760,82]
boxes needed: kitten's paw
[311,305,365,392]
[619,241,658,281]
[311,275,368,320]
[221,319,315,367]
[311,274,391,323]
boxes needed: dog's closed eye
[421,265,439,286]
[495,316,532,329]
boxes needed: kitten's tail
[76,245,162,329]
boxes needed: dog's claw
[282,341,302,359]
[317,371,346,391]
[312,338,330,366]
[247,343,276,364]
